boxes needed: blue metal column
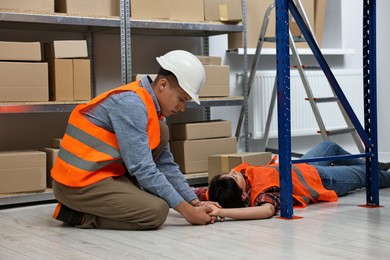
[275,0,293,218]
[363,0,379,206]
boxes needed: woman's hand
[206,204,225,222]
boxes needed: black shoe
[53,203,84,226]
[379,162,390,171]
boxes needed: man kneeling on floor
[51,50,219,230]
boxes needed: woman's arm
[208,203,275,220]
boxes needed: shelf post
[363,0,379,206]
[276,0,294,219]
[120,0,132,84]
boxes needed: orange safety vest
[234,162,338,207]
[51,81,161,187]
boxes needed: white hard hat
[156,50,206,105]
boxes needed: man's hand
[175,201,217,225]
[190,199,221,208]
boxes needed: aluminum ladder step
[305,97,339,103]
[263,36,306,43]
[293,65,322,70]
[317,127,356,136]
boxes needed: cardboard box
[0,0,54,13]
[132,74,157,81]
[0,62,49,102]
[0,150,46,194]
[44,40,88,59]
[42,148,59,188]
[48,59,91,101]
[73,59,91,101]
[208,152,272,182]
[170,0,204,22]
[196,55,222,65]
[200,65,230,97]
[204,0,242,22]
[48,59,73,101]
[170,120,232,140]
[315,0,327,47]
[130,0,170,19]
[55,0,119,17]
[170,137,237,173]
[228,0,315,49]
[0,41,42,61]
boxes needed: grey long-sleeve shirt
[83,76,197,208]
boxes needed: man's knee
[138,200,169,230]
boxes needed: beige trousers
[52,121,170,230]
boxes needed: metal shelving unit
[0,2,247,206]
[275,0,378,218]
[0,97,245,114]
[0,11,120,31]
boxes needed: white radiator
[249,69,364,139]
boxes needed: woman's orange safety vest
[51,81,161,187]
[234,162,338,207]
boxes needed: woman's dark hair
[208,175,246,208]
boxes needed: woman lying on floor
[196,141,390,220]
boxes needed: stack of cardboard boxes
[228,0,327,49]
[197,56,230,98]
[0,138,62,194]
[0,0,55,13]
[169,120,237,174]
[45,40,91,101]
[55,0,120,17]
[0,0,119,17]
[133,55,231,99]
[131,0,242,23]
[0,0,241,22]
[0,150,46,194]
[0,40,91,102]
[0,41,49,102]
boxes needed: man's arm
[154,139,198,203]
[108,93,185,208]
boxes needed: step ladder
[245,0,364,155]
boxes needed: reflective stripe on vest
[59,122,124,172]
[51,81,160,187]
[58,148,122,172]
[66,123,120,159]
[266,165,319,205]
[292,165,319,204]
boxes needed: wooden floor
[1,189,390,260]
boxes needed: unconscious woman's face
[221,169,246,193]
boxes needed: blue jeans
[300,141,390,196]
